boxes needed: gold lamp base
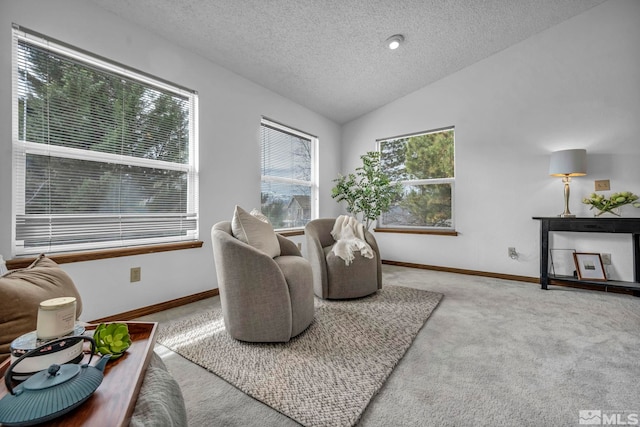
[558,176,575,218]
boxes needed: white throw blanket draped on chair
[330,215,374,265]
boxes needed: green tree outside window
[379,129,455,228]
[13,30,197,255]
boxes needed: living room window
[260,118,317,230]
[378,127,455,230]
[12,26,199,257]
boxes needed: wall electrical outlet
[130,267,141,282]
[601,253,611,265]
[595,180,610,191]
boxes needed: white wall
[342,0,640,281]
[1,0,638,320]
[0,0,342,320]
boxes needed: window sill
[6,240,204,270]
[373,228,458,236]
[277,229,305,237]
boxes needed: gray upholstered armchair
[211,221,314,342]
[305,218,382,299]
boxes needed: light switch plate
[595,179,610,191]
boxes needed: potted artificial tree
[331,151,401,230]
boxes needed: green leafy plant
[331,151,402,230]
[582,191,640,216]
[94,323,131,359]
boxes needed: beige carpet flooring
[155,285,442,427]
[137,265,640,426]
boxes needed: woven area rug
[157,285,443,427]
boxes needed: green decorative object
[331,151,401,230]
[94,323,131,359]
[582,191,640,216]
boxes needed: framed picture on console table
[550,248,577,277]
[573,252,607,281]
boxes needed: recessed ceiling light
[385,34,404,50]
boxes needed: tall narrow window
[12,26,199,256]
[378,127,455,229]
[260,118,317,229]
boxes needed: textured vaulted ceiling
[88,0,607,124]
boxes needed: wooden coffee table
[0,322,158,427]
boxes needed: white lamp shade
[549,149,587,177]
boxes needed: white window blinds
[260,118,317,229]
[12,27,199,256]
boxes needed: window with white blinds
[12,26,199,256]
[260,118,317,229]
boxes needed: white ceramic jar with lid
[36,297,77,340]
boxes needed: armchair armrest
[304,220,331,298]
[364,229,382,289]
[277,234,302,257]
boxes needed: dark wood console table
[533,217,640,296]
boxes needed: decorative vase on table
[583,191,640,218]
[594,207,621,217]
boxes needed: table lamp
[549,149,587,218]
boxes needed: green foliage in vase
[94,323,132,359]
[331,151,402,230]
[582,191,640,215]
